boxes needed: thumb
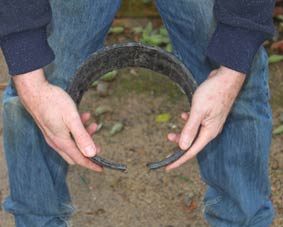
[179,105,203,150]
[68,115,97,157]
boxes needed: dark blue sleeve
[207,0,276,74]
[0,0,54,75]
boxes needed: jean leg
[2,1,121,226]
[155,1,274,226]
[199,48,274,227]
[46,0,122,89]
[155,0,215,85]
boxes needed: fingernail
[85,145,96,156]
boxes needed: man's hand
[13,69,103,172]
[166,66,246,171]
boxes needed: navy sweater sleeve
[0,0,54,75]
[207,0,275,74]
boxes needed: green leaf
[166,43,173,52]
[143,22,153,35]
[273,124,283,135]
[268,55,283,64]
[162,37,170,44]
[155,113,171,123]
[133,26,143,33]
[159,27,168,37]
[95,106,112,116]
[91,80,99,87]
[263,40,270,46]
[101,70,118,82]
[110,122,124,136]
[276,15,283,21]
[143,0,151,3]
[141,32,150,43]
[146,34,164,46]
[96,122,103,132]
[110,26,124,34]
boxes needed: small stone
[96,81,109,97]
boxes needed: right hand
[165,66,245,171]
[13,69,103,172]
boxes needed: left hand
[166,66,246,171]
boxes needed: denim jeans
[2,0,274,226]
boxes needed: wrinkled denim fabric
[2,0,274,226]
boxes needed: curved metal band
[67,42,197,171]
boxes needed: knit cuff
[1,27,54,75]
[206,23,269,74]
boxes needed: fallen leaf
[96,122,103,132]
[271,41,283,53]
[91,80,99,87]
[95,106,112,116]
[166,43,173,52]
[101,70,118,82]
[133,26,143,33]
[160,27,169,37]
[155,113,171,123]
[186,201,198,213]
[143,22,153,36]
[268,54,283,64]
[110,122,124,136]
[273,124,283,135]
[109,26,124,34]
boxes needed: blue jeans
[2,0,274,226]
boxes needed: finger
[166,127,211,171]
[68,114,97,157]
[86,122,98,136]
[179,107,203,150]
[181,112,189,121]
[44,135,76,165]
[57,149,76,165]
[64,139,103,172]
[96,145,101,154]
[167,133,180,143]
[79,113,98,136]
[80,112,91,124]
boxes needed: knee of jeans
[4,194,75,219]
[203,193,274,227]
[13,209,74,227]
[202,188,252,226]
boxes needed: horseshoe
[67,42,197,172]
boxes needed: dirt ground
[0,37,283,227]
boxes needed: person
[0,0,276,226]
